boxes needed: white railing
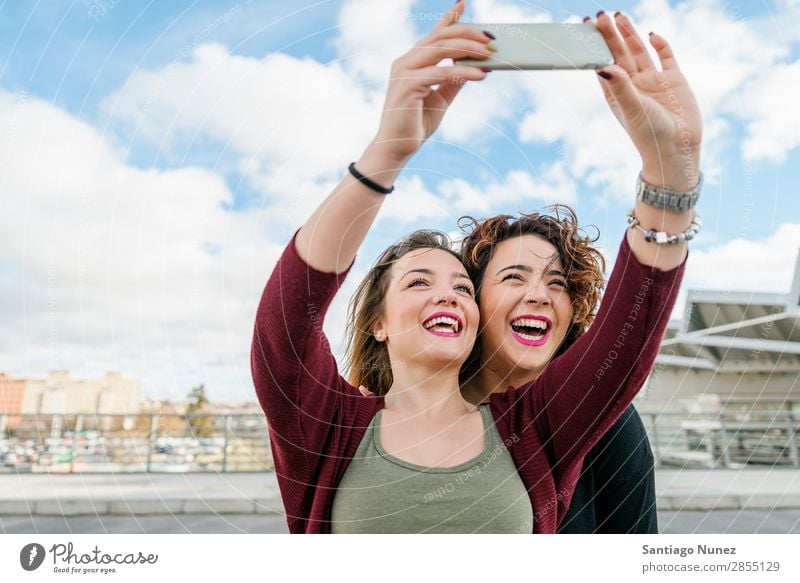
[2,407,798,473]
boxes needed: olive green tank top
[330,404,533,533]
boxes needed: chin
[509,347,552,370]
[424,345,469,366]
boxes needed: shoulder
[591,404,654,465]
[603,404,648,441]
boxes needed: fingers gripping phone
[458,23,613,70]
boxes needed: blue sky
[1,0,798,401]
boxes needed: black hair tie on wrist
[348,162,395,194]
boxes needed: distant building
[19,371,142,416]
[0,372,27,432]
[0,371,142,432]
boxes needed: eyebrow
[401,268,472,281]
[495,264,567,278]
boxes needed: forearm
[628,152,700,271]
[535,230,686,472]
[295,142,411,274]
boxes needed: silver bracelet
[636,170,702,212]
[626,209,702,244]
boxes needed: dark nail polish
[480,67,492,73]
[583,16,591,23]
[483,30,496,40]
[648,31,654,36]
[596,10,605,18]
[614,11,621,17]
[597,70,612,80]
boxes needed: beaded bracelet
[626,209,702,244]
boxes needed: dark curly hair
[457,204,606,381]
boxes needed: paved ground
[0,514,291,534]
[2,468,799,514]
[3,511,799,534]
[658,510,800,534]
[1,468,799,534]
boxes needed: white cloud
[0,90,283,401]
[108,44,381,172]
[379,174,449,223]
[641,0,796,166]
[435,70,528,145]
[439,163,578,216]
[517,69,642,199]
[469,0,553,23]
[770,0,800,44]
[684,223,800,293]
[738,61,800,162]
[330,0,418,83]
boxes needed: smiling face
[372,248,479,373]
[477,234,574,385]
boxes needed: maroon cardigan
[251,230,686,533]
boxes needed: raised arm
[296,1,493,273]
[513,11,700,483]
[251,1,493,513]
[590,11,702,272]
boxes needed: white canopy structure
[641,249,800,411]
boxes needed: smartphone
[458,23,613,70]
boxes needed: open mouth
[510,316,551,346]
[422,312,463,337]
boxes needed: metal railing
[1,408,798,473]
[0,413,272,474]
[643,410,799,469]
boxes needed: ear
[372,321,387,342]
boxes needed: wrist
[364,139,413,168]
[355,141,411,189]
[641,151,701,193]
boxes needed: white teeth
[516,329,546,340]
[423,316,460,333]
[512,318,548,330]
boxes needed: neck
[384,361,473,417]
[462,359,541,406]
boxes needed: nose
[434,289,459,306]
[524,280,551,305]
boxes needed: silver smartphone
[458,23,613,70]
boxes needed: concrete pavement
[3,511,799,534]
[0,468,799,517]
